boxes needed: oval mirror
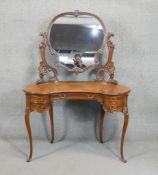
[47,11,106,73]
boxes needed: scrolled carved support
[96,32,117,84]
[107,32,115,49]
[37,33,58,84]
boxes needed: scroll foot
[26,157,32,162]
[50,140,54,144]
[120,158,127,163]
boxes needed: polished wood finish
[24,81,130,162]
[24,82,130,95]
[23,10,131,163]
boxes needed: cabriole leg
[25,107,33,162]
[120,108,129,163]
[49,101,54,143]
[100,105,105,143]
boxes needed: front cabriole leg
[120,107,129,163]
[49,100,54,143]
[99,105,105,143]
[24,107,33,162]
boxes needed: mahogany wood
[24,81,130,162]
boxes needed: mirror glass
[49,15,105,72]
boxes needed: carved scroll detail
[107,32,115,49]
[37,33,58,84]
[96,32,117,84]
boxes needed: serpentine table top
[24,81,130,95]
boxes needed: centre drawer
[52,93,102,101]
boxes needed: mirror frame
[46,10,107,73]
[37,10,117,84]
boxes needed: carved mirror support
[37,33,58,84]
[96,32,117,84]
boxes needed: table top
[23,81,130,96]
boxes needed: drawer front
[103,95,126,112]
[29,95,50,112]
[52,93,102,102]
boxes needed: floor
[0,137,158,175]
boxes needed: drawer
[29,95,50,112]
[30,95,49,103]
[103,95,126,112]
[52,93,102,102]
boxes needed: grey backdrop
[0,0,158,144]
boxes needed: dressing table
[23,10,131,162]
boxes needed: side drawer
[29,95,50,112]
[103,95,126,112]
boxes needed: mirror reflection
[49,16,105,71]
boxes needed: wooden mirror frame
[47,10,106,74]
[37,10,117,84]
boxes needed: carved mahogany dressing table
[23,11,131,162]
